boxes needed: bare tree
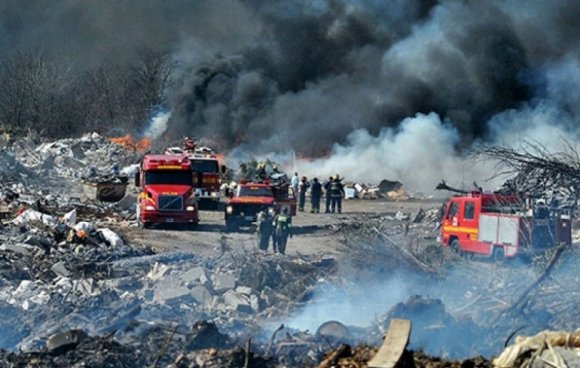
[472,139,580,208]
[0,46,173,138]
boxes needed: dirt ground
[122,198,443,257]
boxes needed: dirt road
[122,198,442,257]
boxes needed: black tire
[225,218,238,232]
[450,239,462,256]
[185,222,198,231]
[137,217,149,229]
[492,246,504,262]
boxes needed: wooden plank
[368,319,412,368]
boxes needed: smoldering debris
[10,132,143,184]
[1,135,580,367]
[345,179,412,200]
[494,330,580,368]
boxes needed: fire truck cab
[224,180,297,231]
[441,192,571,259]
[166,147,225,210]
[135,154,199,229]
[189,152,224,209]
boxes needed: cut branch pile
[473,139,580,208]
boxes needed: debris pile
[345,179,411,200]
[494,330,580,368]
[1,134,579,366]
[381,295,488,358]
[0,197,341,364]
[236,159,288,182]
[10,132,142,182]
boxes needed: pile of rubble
[0,193,343,366]
[344,179,412,200]
[9,132,142,183]
[2,134,580,367]
[235,159,288,182]
[494,330,580,368]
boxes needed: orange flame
[214,153,226,167]
[110,134,151,153]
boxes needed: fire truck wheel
[137,219,151,229]
[225,219,239,232]
[450,239,462,256]
[492,246,505,262]
[184,222,198,231]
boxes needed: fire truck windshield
[190,159,219,173]
[145,170,193,186]
[238,186,273,197]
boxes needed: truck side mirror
[134,172,140,187]
[221,165,227,174]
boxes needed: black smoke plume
[2,0,580,159]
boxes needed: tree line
[0,48,173,138]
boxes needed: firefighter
[298,176,310,211]
[310,177,322,213]
[256,210,274,251]
[330,174,345,213]
[256,162,267,180]
[291,172,299,192]
[272,207,292,254]
[323,176,333,213]
[183,137,196,152]
[534,199,550,219]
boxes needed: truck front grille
[158,195,183,211]
[234,204,265,217]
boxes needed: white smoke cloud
[292,100,580,195]
[297,112,493,194]
[143,111,171,140]
[487,102,580,151]
[286,275,408,331]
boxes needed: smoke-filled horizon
[3,0,580,190]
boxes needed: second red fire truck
[440,191,572,259]
[166,143,225,210]
[224,180,297,231]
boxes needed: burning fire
[214,153,226,167]
[110,134,151,153]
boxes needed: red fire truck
[166,145,225,210]
[189,152,224,209]
[135,154,199,229]
[224,180,297,230]
[440,192,572,259]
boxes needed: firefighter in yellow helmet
[272,207,292,254]
[256,162,267,180]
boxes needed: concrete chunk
[0,243,33,255]
[213,274,236,292]
[73,279,94,295]
[51,262,71,278]
[153,285,192,304]
[180,267,208,286]
[190,285,213,308]
[223,290,252,314]
[47,330,87,354]
[235,286,253,295]
[147,262,171,281]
